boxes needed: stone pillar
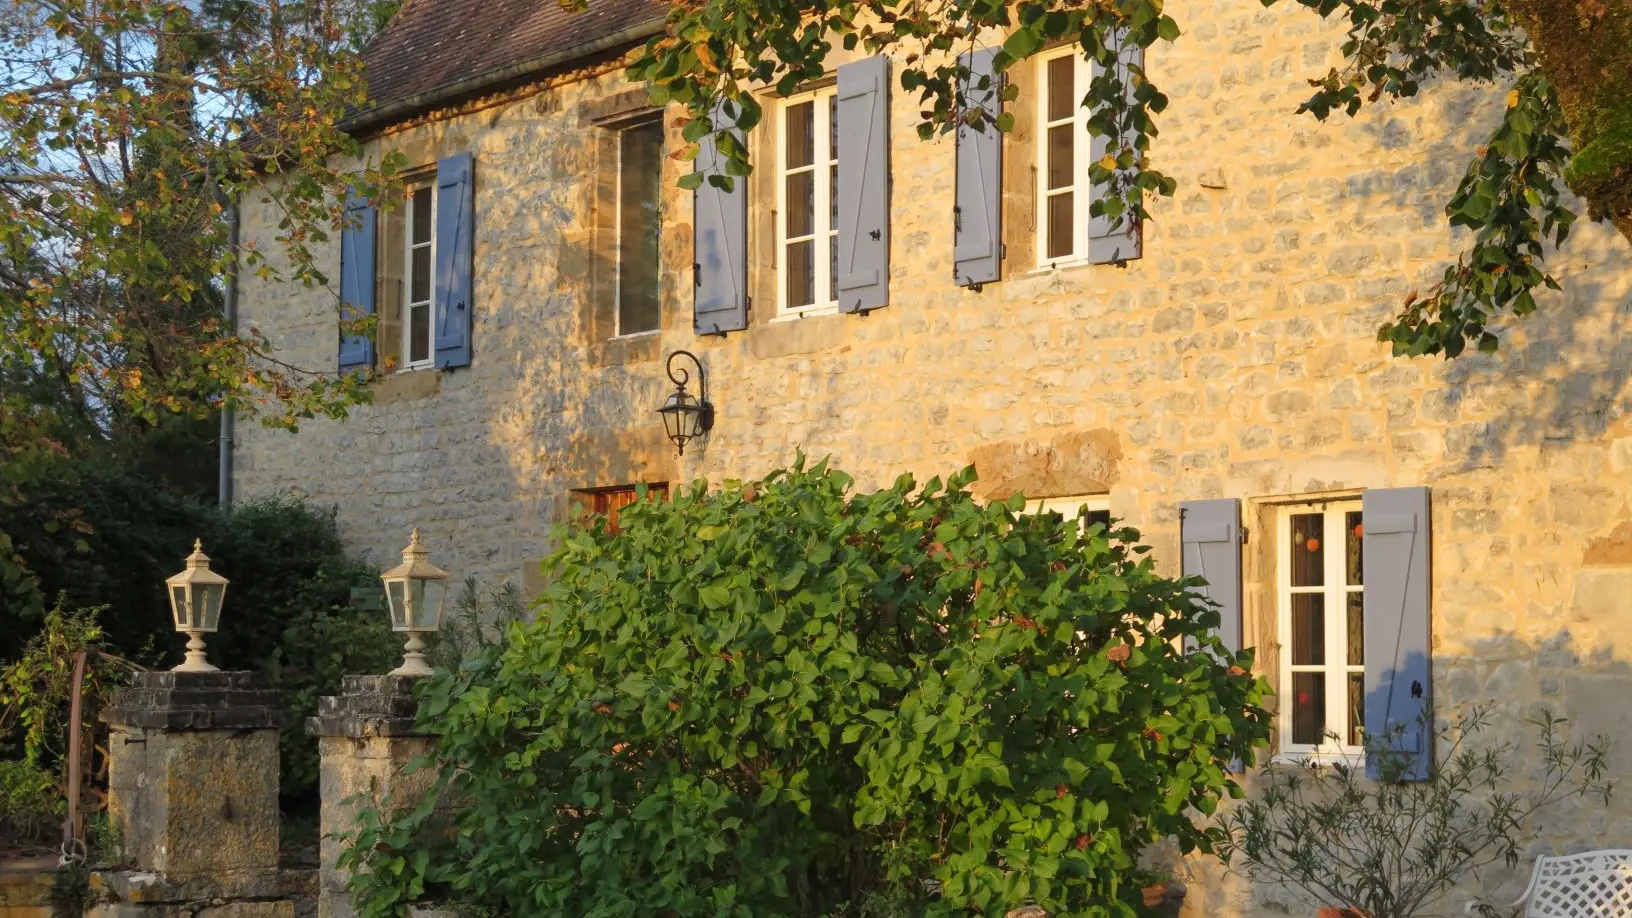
[101,671,286,880]
[306,676,439,918]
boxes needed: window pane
[1292,672,1325,746]
[617,120,663,335]
[1291,593,1325,666]
[409,304,430,363]
[1290,513,1325,586]
[1346,510,1364,585]
[410,246,431,304]
[829,161,838,232]
[1347,591,1364,666]
[828,94,838,162]
[786,100,814,169]
[1047,56,1075,122]
[1347,673,1365,747]
[786,170,815,238]
[786,239,814,308]
[1047,124,1075,190]
[828,233,838,304]
[411,187,432,244]
[1046,192,1074,260]
[1086,509,1112,532]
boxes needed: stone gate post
[306,676,439,918]
[97,670,292,916]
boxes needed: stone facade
[234,0,1632,912]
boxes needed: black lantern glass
[657,350,714,455]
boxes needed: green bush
[0,758,64,847]
[0,454,394,807]
[342,461,1271,918]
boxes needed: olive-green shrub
[342,461,1271,918]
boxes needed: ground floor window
[1026,494,1112,533]
[577,483,669,534]
[1277,501,1365,757]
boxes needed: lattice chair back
[1513,851,1632,918]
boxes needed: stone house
[232,0,1632,908]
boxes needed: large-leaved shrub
[343,462,1271,918]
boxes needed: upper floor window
[1037,48,1091,266]
[1278,501,1365,759]
[402,180,437,371]
[616,117,663,336]
[776,85,839,318]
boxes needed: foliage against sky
[0,0,399,459]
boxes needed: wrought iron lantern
[657,350,714,456]
[380,529,450,677]
[166,540,229,673]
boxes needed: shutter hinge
[1239,526,1250,545]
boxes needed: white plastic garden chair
[1465,850,1632,918]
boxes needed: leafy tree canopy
[625,0,1632,359]
[0,0,400,458]
[341,461,1271,918]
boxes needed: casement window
[616,117,663,337]
[1037,47,1089,265]
[579,483,669,534]
[693,56,890,332]
[776,85,840,317]
[400,180,437,371]
[1180,489,1432,780]
[1026,495,1112,533]
[1277,502,1365,758]
[1033,42,1143,268]
[337,152,475,375]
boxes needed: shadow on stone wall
[1185,629,1632,918]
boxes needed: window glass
[1289,512,1324,586]
[616,119,663,336]
[1039,52,1084,263]
[778,88,838,316]
[404,184,435,369]
[1279,502,1366,757]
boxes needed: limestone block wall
[233,0,1632,911]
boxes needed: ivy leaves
[1378,73,1574,357]
[341,462,1271,918]
[631,0,1182,236]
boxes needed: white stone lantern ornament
[381,529,450,677]
[167,539,229,673]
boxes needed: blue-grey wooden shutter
[1087,34,1143,265]
[693,103,748,335]
[338,189,375,373]
[1363,486,1433,781]
[953,49,1002,287]
[1180,499,1243,655]
[434,151,474,369]
[836,55,891,313]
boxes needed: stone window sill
[589,331,662,368]
[372,367,443,404]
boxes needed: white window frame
[774,85,839,319]
[614,116,664,339]
[1026,494,1111,524]
[1035,47,1092,269]
[1275,501,1365,762]
[401,180,438,373]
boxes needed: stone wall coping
[101,671,286,731]
[305,673,433,738]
